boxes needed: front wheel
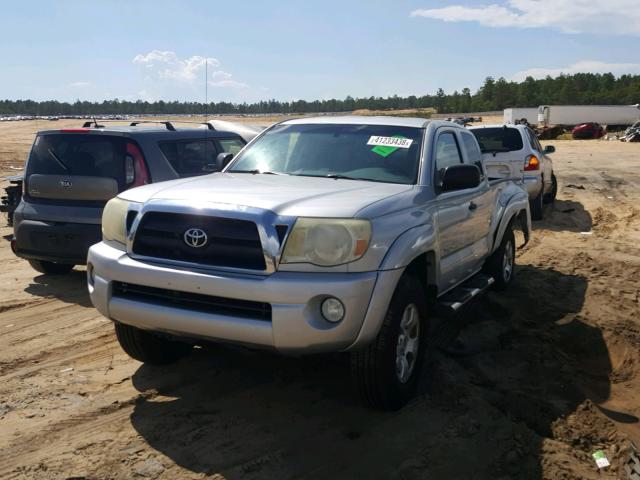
[350,274,428,411]
[28,259,74,275]
[114,323,192,365]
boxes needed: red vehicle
[572,122,605,139]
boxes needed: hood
[119,173,413,217]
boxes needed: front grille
[132,212,266,270]
[112,282,272,322]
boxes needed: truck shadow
[23,269,93,308]
[536,199,592,232]
[127,265,616,479]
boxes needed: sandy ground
[0,117,639,479]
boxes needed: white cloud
[510,60,640,81]
[133,50,220,82]
[410,0,640,35]
[133,50,248,90]
[69,81,91,88]
[207,70,248,89]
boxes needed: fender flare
[378,222,438,272]
[347,223,438,350]
[491,190,531,254]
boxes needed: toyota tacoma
[87,116,531,410]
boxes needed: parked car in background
[622,121,640,142]
[87,116,531,410]
[0,174,22,226]
[572,122,605,140]
[469,124,556,220]
[12,121,248,274]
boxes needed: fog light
[321,297,345,323]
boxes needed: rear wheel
[544,173,558,204]
[483,227,516,290]
[530,183,545,220]
[28,259,74,275]
[114,323,192,365]
[350,274,428,411]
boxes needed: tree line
[1,73,638,116]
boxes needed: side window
[435,132,463,182]
[526,129,540,152]
[533,134,544,153]
[217,137,245,156]
[159,139,218,176]
[460,132,485,180]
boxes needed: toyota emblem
[183,228,208,248]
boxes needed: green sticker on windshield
[368,135,412,157]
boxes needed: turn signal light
[525,155,539,171]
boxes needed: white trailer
[537,105,640,127]
[504,108,538,125]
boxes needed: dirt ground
[1,117,639,479]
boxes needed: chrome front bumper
[88,242,402,353]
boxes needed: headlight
[102,197,134,246]
[281,218,371,266]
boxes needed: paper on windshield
[368,135,413,158]
[367,136,413,149]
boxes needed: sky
[1,0,639,103]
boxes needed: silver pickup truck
[87,116,531,410]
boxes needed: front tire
[350,274,428,411]
[114,323,192,365]
[28,259,74,275]
[483,227,516,290]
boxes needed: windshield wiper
[289,173,368,181]
[229,169,284,175]
[48,148,69,172]
[324,173,365,180]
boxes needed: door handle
[469,202,477,211]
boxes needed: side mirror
[216,152,234,171]
[543,145,555,154]
[440,164,481,192]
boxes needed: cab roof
[280,115,432,128]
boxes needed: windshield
[27,134,126,186]
[228,123,423,184]
[470,127,523,153]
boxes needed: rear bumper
[523,174,542,198]
[88,242,403,354]
[13,218,101,264]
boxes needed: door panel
[437,190,480,289]
[458,130,495,273]
[433,129,487,290]
[464,185,494,271]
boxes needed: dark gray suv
[12,121,249,274]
